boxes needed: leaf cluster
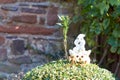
[23,60,115,80]
[74,0,120,54]
[57,16,71,40]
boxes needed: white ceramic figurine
[69,34,91,64]
[74,34,86,51]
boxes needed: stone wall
[0,0,69,79]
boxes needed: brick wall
[0,0,69,79]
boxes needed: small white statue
[69,34,91,64]
[73,34,86,52]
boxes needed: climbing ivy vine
[74,0,120,55]
[50,0,120,65]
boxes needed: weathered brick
[8,56,32,64]
[0,0,16,4]
[21,8,46,14]
[32,4,48,8]
[6,36,17,39]
[0,73,7,80]
[47,6,58,26]
[11,39,25,55]
[0,36,5,45]
[0,48,7,61]
[19,3,29,6]
[0,12,5,20]
[32,55,48,63]
[18,0,46,2]
[1,5,18,11]
[39,17,45,25]
[61,8,70,14]
[0,26,58,35]
[0,63,20,73]
[12,15,37,24]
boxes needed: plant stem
[98,45,108,66]
[64,39,68,59]
[114,57,120,76]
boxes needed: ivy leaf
[77,0,84,4]
[88,0,95,4]
[86,38,95,47]
[90,20,102,35]
[107,37,118,47]
[112,26,120,38]
[98,3,109,15]
[110,46,117,53]
[109,0,116,6]
[115,6,120,15]
[95,26,101,35]
[109,0,120,6]
[72,15,82,23]
[117,48,120,54]
[119,41,120,47]
[103,19,110,30]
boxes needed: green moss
[23,60,115,80]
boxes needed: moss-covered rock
[23,60,115,80]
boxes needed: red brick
[0,36,5,45]
[18,0,46,2]
[0,26,58,35]
[47,6,58,26]
[12,15,37,24]
[21,8,46,14]
[0,0,16,4]
[32,4,48,8]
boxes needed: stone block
[0,63,20,73]
[6,36,17,39]
[18,0,46,2]
[0,48,7,61]
[21,8,46,14]
[47,6,58,26]
[44,42,62,54]
[0,36,5,46]
[0,72,8,80]
[11,39,25,55]
[0,12,5,21]
[39,17,45,25]
[61,8,70,14]
[32,4,48,8]
[32,55,48,63]
[19,3,29,6]
[34,40,62,54]
[0,0,16,4]
[0,26,58,35]
[8,56,32,64]
[1,5,18,11]
[12,15,37,24]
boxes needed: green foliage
[57,15,71,40]
[57,16,71,58]
[23,60,115,80]
[73,0,120,54]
